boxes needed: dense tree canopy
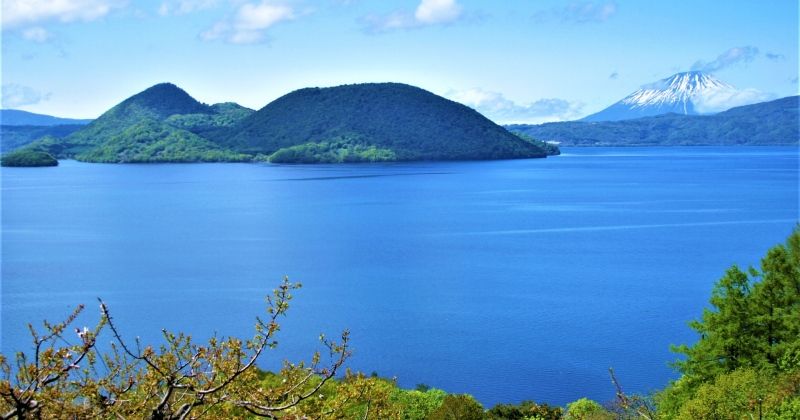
[209,83,554,161]
[0,149,58,167]
[508,95,799,146]
[658,226,800,419]
[8,82,559,164]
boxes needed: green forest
[1,82,557,166]
[2,227,798,419]
[210,83,552,161]
[0,149,59,167]
[507,96,799,147]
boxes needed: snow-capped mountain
[582,71,736,122]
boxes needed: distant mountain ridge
[507,95,799,146]
[1,109,93,126]
[583,71,737,122]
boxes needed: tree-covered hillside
[21,83,254,163]
[0,149,58,167]
[507,96,799,146]
[211,83,552,162]
[1,124,85,152]
[7,82,556,165]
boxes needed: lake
[2,146,798,407]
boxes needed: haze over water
[2,146,798,406]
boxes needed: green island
[0,148,58,167]
[2,227,798,419]
[1,83,557,166]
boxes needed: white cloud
[2,0,122,29]
[448,88,584,124]
[201,1,296,44]
[414,0,461,24]
[693,87,773,113]
[21,27,51,42]
[363,0,463,33]
[2,84,52,108]
[158,0,218,16]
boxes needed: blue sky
[2,0,798,123]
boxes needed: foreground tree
[659,226,800,418]
[0,277,351,419]
[672,226,800,383]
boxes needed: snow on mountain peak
[620,71,734,112]
[582,71,771,122]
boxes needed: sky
[1,0,798,123]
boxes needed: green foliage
[0,148,58,167]
[268,136,398,163]
[670,369,800,419]
[73,119,251,163]
[29,84,256,163]
[672,226,800,383]
[512,132,561,156]
[508,95,799,146]
[657,226,800,418]
[391,387,447,420]
[27,82,556,165]
[426,394,485,420]
[165,102,254,135]
[211,82,550,161]
[487,400,562,420]
[564,398,613,420]
[0,124,85,152]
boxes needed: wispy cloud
[448,88,584,124]
[21,27,51,43]
[534,1,617,24]
[1,84,52,108]
[765,52,785,61]
[158,0,218,16]
[201,1,297,44]
[1,0,123,29]
[691,46,760,73]
[693,88,773,113]
[362,0,463,33]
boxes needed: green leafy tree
[659,227,800,418]
[672,226,800,384]
[564,398,613,420]
[391,388,447,420]
[487,400,562,420]
[427,394,485,420]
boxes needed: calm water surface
[2,147,798,406]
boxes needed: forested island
[1,83,556,166]
[1,227,798,419]
[0,149,58,167]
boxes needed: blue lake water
[2,146,798,407]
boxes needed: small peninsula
[0,149,59,167]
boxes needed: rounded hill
[213,83,549,162]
